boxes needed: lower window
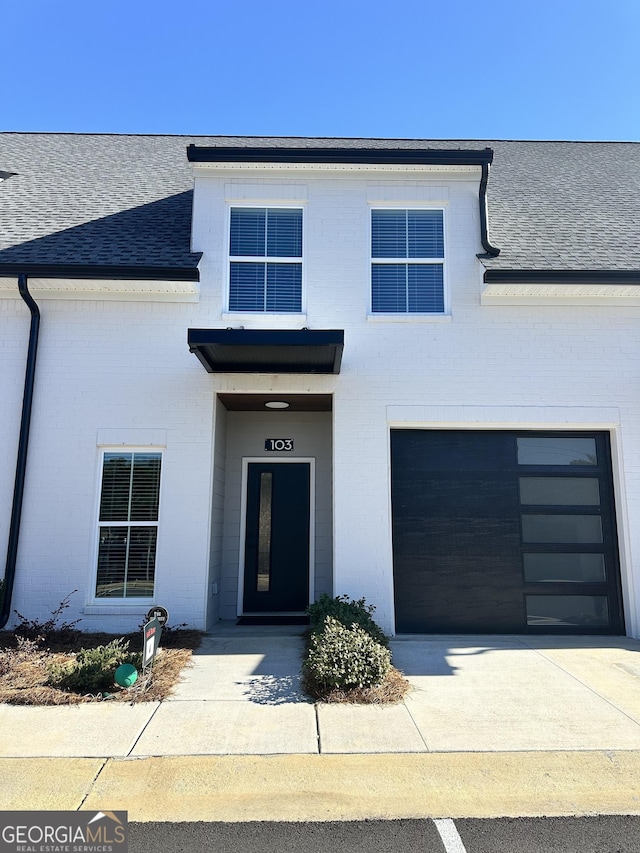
[95,451,161,598]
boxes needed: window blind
[96,452,161,598]
[372,209,444,259]
[371,209,445,313]
[230,207,302,313]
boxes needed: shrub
[14,590,81,642]
[48,638,140,694]
[303,616,391,692]
[307,594,388,647]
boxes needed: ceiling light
[264,401,290,409]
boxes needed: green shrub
[307,594,388,647]
[48,638,140,694]
[303,616,391,691]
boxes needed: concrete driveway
[3,629,640,758]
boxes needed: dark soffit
[188,329,344,374]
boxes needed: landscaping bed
[0,610,201,705]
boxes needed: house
[1,133,639,637]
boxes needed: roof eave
[187,145,494,167]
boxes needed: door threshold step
[237,614,310,626]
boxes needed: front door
[243,462,310,613]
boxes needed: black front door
[243,462,310,613]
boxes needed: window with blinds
[95,452,161,598]
[229,207,303,312]
[371,209,445,313]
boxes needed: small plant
[48,638,141,694]
[303,616,391,693]
[14,590,81,642]
[307,594,389,647]
[0,636,47,679]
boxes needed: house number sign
[264,438,294,451]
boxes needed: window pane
[526,595,609,626]
[99,453,132,521]
[96,526,156,598]
[521,514,603,543]
[230,208,265,256]
[257,473,273,592]
[372,209,406,258]
[407,264,444,312]
[523,553,606,583]
[229,262,266,312]
[266,263,302,312]
[408,210,444,258]
[519,477,600,506]
[266,208,302,257]
[123,527,157,597]
[372,264,407,312]
[517,437,597,466]
[130,454,162,520]
[96,526,127,597]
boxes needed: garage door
[391,430,624,634]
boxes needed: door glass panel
[521,514,603,543]
[526,595,609,626]
[517,437,597,466]
[257,472,273,592]
[519,477,600,506]
[523,553,606,583]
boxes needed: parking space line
[433,819,467,853]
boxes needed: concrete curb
[3,751,640,821]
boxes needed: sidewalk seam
[403,700,432,752]
[126,702,162,757]
[77,758,108,811]
[315,704,322,754]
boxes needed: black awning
[188,329,344,374]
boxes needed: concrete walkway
[4,630,640,819]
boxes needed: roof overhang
[0,263,200,281]
[188,329,344,374]
[482,269,640,305]
[187,145,494,167]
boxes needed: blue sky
[3,0,639,140]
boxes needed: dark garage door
[391,430,624,634]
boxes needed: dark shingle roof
[2,133,639,275]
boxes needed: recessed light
[264,401,290,409]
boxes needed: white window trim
[236,456,316,617]
[225,203,306,315]
[369,205,449,317]
[88,447,163,606]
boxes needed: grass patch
[0,629,201,705]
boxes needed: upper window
[371,208,445,313]
[229,207,303,312]
[96,452,161,598]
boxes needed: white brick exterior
[2,164,639,636]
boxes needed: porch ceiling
[218,393,332,412]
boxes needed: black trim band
[0,263,201,282]
[484,269,640,285]
[187,145,494,166]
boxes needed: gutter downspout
[0,274,41,628]
[477,161,501,257]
